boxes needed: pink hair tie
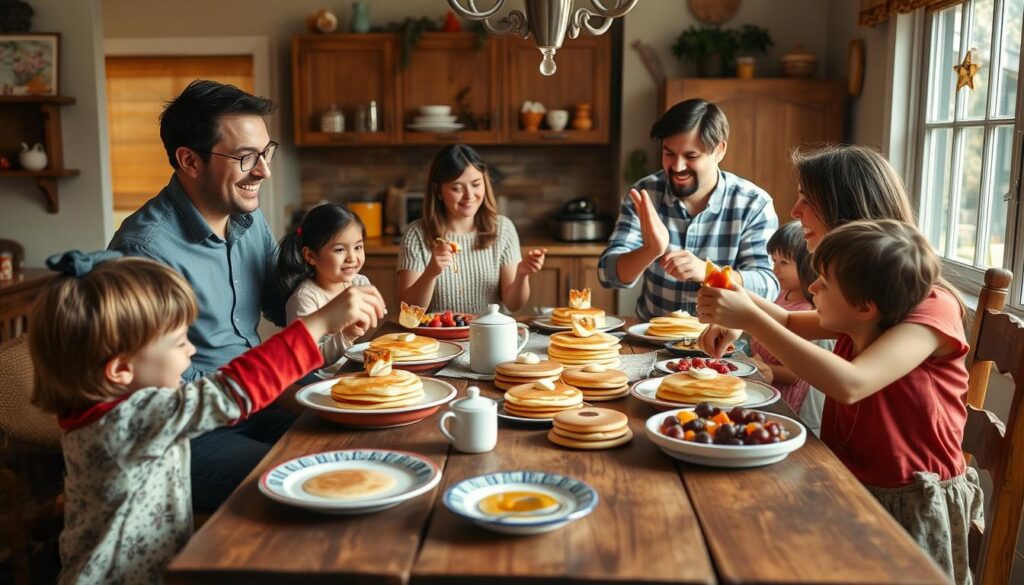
[296,227,303,236]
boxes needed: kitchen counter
[363,236,607,256]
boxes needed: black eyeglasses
[191,141,278,172]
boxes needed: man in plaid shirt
[598,99,779,320]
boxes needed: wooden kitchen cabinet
[291,33,613,146]
[505,35,611,144]
[292,34,397,146]
[399,33,503,145]
[661,78,845,218]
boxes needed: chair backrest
[962,268,1023,584]
[0,335,61,451]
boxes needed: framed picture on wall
[0,33,59,96]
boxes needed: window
[915,0,1023,306]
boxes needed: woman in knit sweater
[398,144,545,314]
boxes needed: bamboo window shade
[859,0,965,26]
[105,56,254,212]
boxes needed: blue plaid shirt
[598,169,779,320]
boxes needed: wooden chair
[962,268,1024,584]
[0,335,63,585]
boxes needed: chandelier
[447,0,639,76]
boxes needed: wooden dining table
[167,319,949,585]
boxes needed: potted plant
[734,25,773,79]
[671,26,736,78]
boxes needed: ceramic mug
[545,109,569,132]
[438,386,497,453]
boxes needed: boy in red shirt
[696,220,983,585]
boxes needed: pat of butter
[686,367,717,380]
[516,352,540,364]
[397,333,416,342]
[670,310,691,319]
[534,379,556,391]
[582,364,607,373]
[367,360,392,377]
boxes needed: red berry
[429,317,442,327]
[692,358,705,368]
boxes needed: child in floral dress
[29,251,384,584]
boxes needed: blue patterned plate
[444,471,598,535]
[259,449,441,514]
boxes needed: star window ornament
[954,49,982,92]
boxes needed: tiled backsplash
[297,145,619,236]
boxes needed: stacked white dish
[407,105,463,133]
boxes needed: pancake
[369,333,440,360]
[505,403,583,418]
[330,369,425,409]
[504,381,583,408]
[549,331,620,349]
[561,366,629,390]
[302,468,396,499]
[551,306,607,327]
[495,359,563,379]
[656,371,746,405]
[646,311,706,338]
[547,407,632,450]
[495,375,560,391]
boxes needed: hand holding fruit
[698,324,742,359]
[517,248,546,277]
[428,238,454,276]
[306,285,386,339]
[695,284,757,330]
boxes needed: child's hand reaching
[517,248,546,277]
[698,324,742,359]
[696,284,758,330]
[303,285,386,341]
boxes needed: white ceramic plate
[444,470,598,535]
[626,322,703,344]
[296,377,457,428]
[406,122,464,132]
[629,377,780,410]
[531,315,625,333]
[344,340,463,366]
[645,408,806,468]
[413,114,458,124]
[259,449,442,514]
[653,358,757,378]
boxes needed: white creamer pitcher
[18,142,47,171]
[469,304,529,375]
[438,386,497,453]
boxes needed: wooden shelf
[0,95,75,105]
[0,97,77,213]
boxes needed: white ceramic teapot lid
[451,386,495,412]
[471,304,514,326]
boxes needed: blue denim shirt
[109,175,283,381]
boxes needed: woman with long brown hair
[398,144,546,314]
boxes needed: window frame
[910,0,1024,312]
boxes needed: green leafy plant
[671,24,772,77]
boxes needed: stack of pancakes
[547,331,621,369]
[503,380,583,419]
[331,368,425,409]
[495,356,563,391]
[551,305,607,327]
[647,311,706,339]
[561,364,629,401]
[656,371,747,406]
[369,333,439,361]
[547,407,633,449]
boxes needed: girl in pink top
[748,221,817,411]
[697,220,982,585]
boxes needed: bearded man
[598,98,779,318]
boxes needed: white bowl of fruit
[645,402,806,468]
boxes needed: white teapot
[469,304,529,374]
[438,386,497,453]
[18,142,47,171]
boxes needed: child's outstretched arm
[697,286,946,405]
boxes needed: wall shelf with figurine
[0,95,80,213]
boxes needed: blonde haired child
[696,221,982,584]
[30,251,384,584]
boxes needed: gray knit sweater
[398,216,522,314]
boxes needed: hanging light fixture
[447,0,638,76]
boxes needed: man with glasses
[109,80,291,510]
[598,98,779,318]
